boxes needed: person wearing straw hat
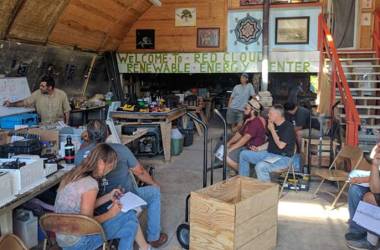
[226,98,267,172]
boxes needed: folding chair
[39,213,109,250]
[273,147,299,199]
[0,234,28,250]
[276,154,299,199]
[313,145,363,209]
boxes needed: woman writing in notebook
[54,143,153,250]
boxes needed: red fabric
[240,117,266,147]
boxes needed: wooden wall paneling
[49,0,151,51]
[0,0,24,39]
[118,0,228,52]
[359,0,375,49]
[6,0,70,43]
[100,0,152,51]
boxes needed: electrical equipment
[0,156,45,194]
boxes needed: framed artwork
[175,8,196,27]
[275,17,310,44]
[361,0,373,9]
[361,12,372,26]
[240,0,263,5]
[136,29,155,49]
[197,28,220,48]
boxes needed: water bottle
[64,136,75,164]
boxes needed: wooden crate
[189,176,278,250]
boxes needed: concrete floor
[145,126,350,250]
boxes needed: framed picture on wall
[240,0,263,5]
[361,0,373,9]
[175,8,196,27]
[275,17,310,44]
[197,28,220,48]
[136,29,155,49]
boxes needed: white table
[0,170,67,234]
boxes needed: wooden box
[189,176,278,250]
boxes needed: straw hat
[248,98,261,111]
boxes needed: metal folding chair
[0,234,28,250]
[313,145,363,209]
[39,213,109,250]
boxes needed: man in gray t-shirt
[227,73,255,132]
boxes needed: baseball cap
[241,73,249,79]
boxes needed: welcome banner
[117,51,319,74]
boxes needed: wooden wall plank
[49,0,151,51]
[7,0,70,43]
[118,0,228,52]
[0,0,23,39]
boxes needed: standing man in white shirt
[226,73,256,133]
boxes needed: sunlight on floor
[278,200,349,222]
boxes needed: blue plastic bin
[0,113,38,129]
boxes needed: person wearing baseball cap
[226,98,267,172]
[226,73,256,133]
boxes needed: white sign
[117,51,319,74]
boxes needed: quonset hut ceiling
[0,0,152,51]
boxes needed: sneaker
[149,233,168,248]
[346,239,374,250]
[345,232,367,241]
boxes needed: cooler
[0,113,38,129]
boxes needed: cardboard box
[190,176,278,250]
[0,130,10,145]
[18,128,59,154]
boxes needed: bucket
[179,128,194,147]
[171,128,184,156]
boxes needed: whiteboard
[0,77,35,117]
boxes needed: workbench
[70,105,107,126]
[121,128,149,144]
[0,170,68,234]
[111,108,186,162]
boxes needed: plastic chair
[313,145,363,209]
[0,234,28,250]
[39,213,108,250]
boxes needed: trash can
[171,128,184,156]
[179,128,194,147]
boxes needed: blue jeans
[134,186,161,242]
[239,150,291,182]
[348,184,369,235]
[63,211,138,250]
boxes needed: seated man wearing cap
[227,99,267,172]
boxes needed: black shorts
[375,193,380,207]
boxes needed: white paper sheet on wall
[0,77,35,117]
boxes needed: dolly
[176,109,227,249]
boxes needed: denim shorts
[226,108,243,125]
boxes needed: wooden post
[82,54,97,97]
